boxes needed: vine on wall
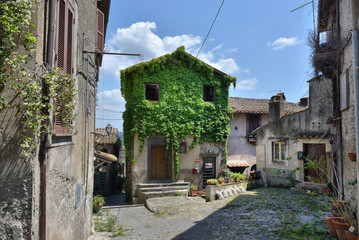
[121,46,236,179]
[0,1,77,154]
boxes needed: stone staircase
[137,182,190,203]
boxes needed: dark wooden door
[304,144,327,183]
[151,146,168,179]
[202,157,216,187]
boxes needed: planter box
[205,181,248,202]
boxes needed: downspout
[40,0,56,239]
[352,29,359,232]
[335,0,344,200]
[84,53,89,184]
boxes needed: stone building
[314,0,359,207]
[121,46,236,202]
[228,97,306,174]
[255,77,333,188]
[0,0,111,239]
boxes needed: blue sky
[96,0,317,131]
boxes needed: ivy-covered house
[121,46,236,202]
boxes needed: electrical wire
[96,118,123,121]
[96,104,124,113]
[188,0,225,70]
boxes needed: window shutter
[96,9,105,52]
[56,0,66,72]
[66,5,74,75]
[56,0,74,75]
[53,99,72,135]
[54,0,74,135]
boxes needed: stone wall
[256,76,333,188]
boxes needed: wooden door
[151,146,168,179]
[304,144,327,183]
[202,157,216,187]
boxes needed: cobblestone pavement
[89,188,334,240]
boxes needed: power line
[96,104,124,113]
[187,0,225,72]
[96,118,123,121]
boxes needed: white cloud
[242,68,251,74]
[236,78,259,90]
[213,43,224,51]
[101,22,239,77]
[267,37,303,50]
[97,89,125,112]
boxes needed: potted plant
[230,173,245,182]
[206,179,218,185]
[345,230,359,240]
[93,194,105,213]
[218,177,224,184]
[190,183,199,196]
[332,218,351,240]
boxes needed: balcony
[247,132,256,144]
[313,30,338,78]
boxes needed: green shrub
[206,179,218,184]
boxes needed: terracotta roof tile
[229,97,306,115]
[94,128,119,144]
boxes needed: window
[145,83,160,101]
[272,141,286,162]
[247,115,260,135]
[53,0,75,135]
[179,141,187,153]
[56,0,74,75]
[203,86,215,102]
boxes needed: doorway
[304,144,327,183]
[151,145,168,179]
[202,157,216,187]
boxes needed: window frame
[145,83,160,102]
[272,141,287,162]
[203,85,215,102]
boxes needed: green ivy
[0,1,77,155]
[121,46,236,179]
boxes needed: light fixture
[105,123,113,136]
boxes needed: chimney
[299,97,308,107]
[269,92,285,121]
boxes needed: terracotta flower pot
[345,231,359,240]
[325,216,342,238]
[348,153,357,162]
[333,220,351,240]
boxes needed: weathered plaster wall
[0,4,45,239]
[228,113,268,159]
[256,76,333,188]
[131,134,226,195]
[338,0,358,208]
[44,0,98,239]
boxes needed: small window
[203,86,215,102]
[145,83,160,101]
[179,142,187,153]
[272,141,286,162]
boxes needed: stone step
[144,191,163,198]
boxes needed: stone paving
[89,188,334,240]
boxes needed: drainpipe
[352,30,359,231]
[40,0,56,239]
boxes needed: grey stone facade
[255,76,333,188]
